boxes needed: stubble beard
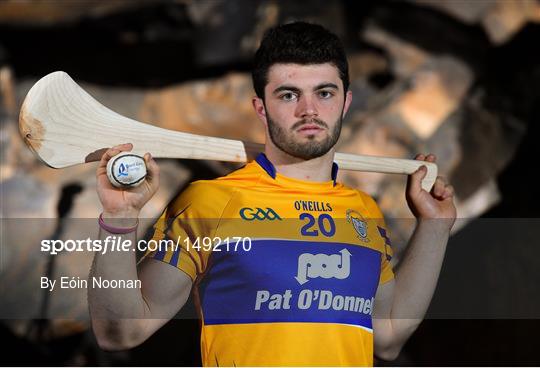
[266,112,343,160]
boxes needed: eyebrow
[272,82,339,95]
[314,82,339,90]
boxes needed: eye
[280,92,298,102]
[318,90,334,99]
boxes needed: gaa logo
[239,207,282,221]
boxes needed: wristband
[98,213,138,234]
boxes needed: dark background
[1,0,539,365]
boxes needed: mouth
[297,124,325,134]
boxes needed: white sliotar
[106,152,147,188]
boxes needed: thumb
[144,153,160,185]
[407,164,427,196]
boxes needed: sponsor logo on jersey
[346,209,369,242]
[239,207,282,221]
[295,248,351,285]
[254,289,374,317]
[199,239,380,328]
[293,200,333,212]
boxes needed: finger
[425,153,436,163]
[432,177,446,197]
[98,143,133,169]
[102,143,133,161]
[144,152,160,186]
[415,153,426,161]
[407,164,427,195]
[442,184,455,199]
[96,144,134,179]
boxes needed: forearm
[88,218,149,349]
[390,220,450,339]
[374,153,456,360]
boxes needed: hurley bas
[41,276,141,291]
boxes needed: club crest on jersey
[295,248,351,285]
[346,209,369,242]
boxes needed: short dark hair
[252,21,349,99]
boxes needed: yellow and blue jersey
[144,153,394,366]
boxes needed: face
[253,63,352,160]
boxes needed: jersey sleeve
[141,182,223,281]
[361,193,394,285]
[376,220,394,285]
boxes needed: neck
[264,142,335,182]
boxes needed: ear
[252,96,268,126]
[342,90,353,119]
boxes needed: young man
[89,22,456,366]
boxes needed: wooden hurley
[19,71,437,191]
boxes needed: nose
[295,95,318,118]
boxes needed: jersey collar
[255,152,339,186]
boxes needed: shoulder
[345,185,384,219]
[164,164,260,218]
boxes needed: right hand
[96,143,160,218]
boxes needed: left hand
[406,154,457,229]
